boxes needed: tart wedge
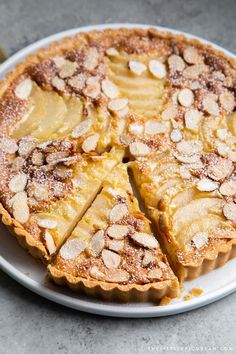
[49,163,179,302]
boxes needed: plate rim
[0,23,236,318]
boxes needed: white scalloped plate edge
[0,23,236,318]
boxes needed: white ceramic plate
[0,24,236,318]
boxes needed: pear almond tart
[48,163,179,302]
[0,27,236,301]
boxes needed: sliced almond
[9,191,27,207]
[219,179,236,196]
[119,134,132,146]
[184,109,202,132]
[54,165,72,180]
[68,73,87,90]
[117,105,129,118]
[179,165,191,179]
[36,218,57,229]
[18,136,37,157]
[101,79,119,99]
[183,64,208,80]
[51,76,65,91]
[216,142,231,158]
[207,157,233,181]
[0,137,18,154]
[59,60,78,79]
[9,173,27,193]
[168,55,185,71]
[192,232,208,249]
[173,153,201,164]
[142,250,156,267]
[219,91,235,112]
[89,230,105,256]
[71,119,92,138]
[131,232,159,249]
[223,202,236,222]
[52,56,66,68]
[170,129,182,142]
[217,128,229,141]
[203,94,220,116]
[31,151,44,166]
[31,183,49,201]
[196,178,219,192]
[109,203,129,223]
[105,269,129,283]
[108,98,128,112]
[12,156,25,171]
[144,120,166,135]
[84,77,101,99]
[128,123,144,135]
[60,238,87,260]
[161,105,178,120]
[12,196,29,224]
[46,151,68,164]
[44,230,56,255]
[108,239,124,252]
[128,60,146,75]
[15,78,32,100]
[176,140,201,155]
[83,47,99,71]
[178,88,194,107]
[106,47,119,56]
[228,150,236,162]
[129,141,151,157]
[147,268,163,280]
[107,224,130,240]
[89,266,105,281]
[183,47,202,64]
[101,249,121,269]
[149,60,166,79]
[82,133,99,153]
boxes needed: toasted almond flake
[52,56,66,68]
[12,197,29,224]
[105,269,129,283]
[223,202,236,222]
[144,120,166,135]
[107,224,130,240]
[161,105,178,120]
[106,47,119,56]
[101,79,119,98]
[217,128,229,141]
[59,60,78,79]
[196,178,219,192]
[219,179,236,196]
[184,109,202,131]
[128,123,144,135]
[209,228,236,239]
[82,133,99,153]
[109,203,129,223]
[142,250,156,267]
[117,105,129,118]
[207,158,233,181]
[44,230,56,255]
[18,136,37,156]
[71,119,92,138]
[89,266,105,280]
[174,153,200,164]
[179,165,191,179]
[147,268,163,280]
[178,88,194,107]
[15,78,32,100]
[228,150,236,162]
[131,232,159,249]
[12,156,25,171]
[30,183,49,202]
[128,60,147,75]
[68,73,87,90]
[84,77,101,99]
[53,165,72,180]
[129,141,151,157]
[219,91,235,112]
[88,230,105,256]
[176,140,201,155]
[60,238,87,260]
[183,47,202,64]
[37,218,57,229]
[31,151,44,166]
[51,76,65,90]
[108,239,124,252]
[108,98,128,112]
[203,94,220,116]
[9,173,27,193]
[9,191,27,207]
[101,249,121,269]
[119,134,132,146]
[46,151,68,165]
[170,129,182,142]
[83,47,99,71]
[149,60,166,79]
[216,142,231,157]
[168,54,185,71]
[192,232,208,249]
[183,64,208,79]
[0,137,18,154]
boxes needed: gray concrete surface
[0,0,236,353]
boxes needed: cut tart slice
[48,163,179,302]
[130,148,236,281]
[0,136,123,261]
